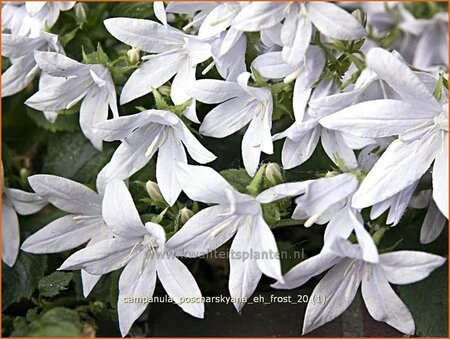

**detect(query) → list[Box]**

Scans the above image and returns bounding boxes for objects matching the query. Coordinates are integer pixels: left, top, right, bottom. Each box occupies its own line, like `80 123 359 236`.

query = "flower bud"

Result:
127 47 140 64
352 9 367 26
75 3 88 23
145 180 163 202
180 207 194 225
265 163 283 186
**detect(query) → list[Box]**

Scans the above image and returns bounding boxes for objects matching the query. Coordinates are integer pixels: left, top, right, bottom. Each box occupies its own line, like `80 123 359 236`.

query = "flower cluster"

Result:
2 1 448 337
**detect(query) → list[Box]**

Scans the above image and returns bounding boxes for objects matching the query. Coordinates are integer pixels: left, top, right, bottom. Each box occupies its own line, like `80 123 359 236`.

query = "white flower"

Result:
94 109 216 205
25 51 119 150
2 186 46 267
320 48 448 218
165 2 218 30
187 72 273 176
1 32 63 97
59 180 204 336
273 237 446 335
21 175 112 297
401 10 448 70
2 2 75 38
103 17 211 105
232 2 365 66
167 163 310 311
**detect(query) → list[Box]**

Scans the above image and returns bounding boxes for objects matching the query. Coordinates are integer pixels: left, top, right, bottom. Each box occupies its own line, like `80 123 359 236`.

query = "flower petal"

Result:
156 257 204 318
229 222 263 312
28 175 102 215
420 200 447 244
379 250 446 285
2 202 19 267
4 188 46 215
361 266 415 335
232 3 286 31
432 141 448 218
118 251 157 336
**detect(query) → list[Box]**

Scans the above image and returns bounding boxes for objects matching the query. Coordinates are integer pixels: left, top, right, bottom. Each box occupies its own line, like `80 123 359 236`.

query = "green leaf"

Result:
398 264 448 337
110 2 155 19
26 109 80 133
59 26 79 46
42 132 114 184
2 253 47 310
220 168 252 194
10 307 84 337
38 272 73 298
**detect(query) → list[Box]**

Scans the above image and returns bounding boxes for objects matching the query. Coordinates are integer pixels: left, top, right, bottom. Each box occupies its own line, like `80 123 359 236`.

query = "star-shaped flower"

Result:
60 180 204 336
25 51 119 150
187 72 273 176
321 48 448 218
94 109 216 205
273 237 446 335
21 175 113 297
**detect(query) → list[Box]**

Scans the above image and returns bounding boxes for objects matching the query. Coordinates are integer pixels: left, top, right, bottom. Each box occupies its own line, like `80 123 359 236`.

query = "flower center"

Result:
434 108 448 132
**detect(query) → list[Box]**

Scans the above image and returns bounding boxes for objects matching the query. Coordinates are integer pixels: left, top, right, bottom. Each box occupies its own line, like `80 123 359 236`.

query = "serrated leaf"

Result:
27 109 80 133
42 132 114 184
38 272 73 298
2 253 47 310
10 307 84 337
220 168 252 194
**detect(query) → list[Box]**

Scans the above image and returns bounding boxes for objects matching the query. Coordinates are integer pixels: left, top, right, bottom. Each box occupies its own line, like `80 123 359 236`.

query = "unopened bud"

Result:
265 163 283 186
180 207 194 225
145 180 163 202
127 47 140 64
75 3 88 23
352 9 367 27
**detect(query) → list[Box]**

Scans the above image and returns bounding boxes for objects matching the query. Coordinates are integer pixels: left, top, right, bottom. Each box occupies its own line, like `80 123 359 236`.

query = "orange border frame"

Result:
0 0 448 338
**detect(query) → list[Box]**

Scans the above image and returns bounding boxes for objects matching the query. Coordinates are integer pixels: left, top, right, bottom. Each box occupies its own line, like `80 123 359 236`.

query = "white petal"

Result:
256 181 311 204
281 13 311 67
251 215 283 281
118 251 157 336
198 3 235 39
352 137 440 209
120 51 185 104
251 52 294 79
166 205 240 257
80 86 109 151
170 61 195 105
174 163 243 205
156 257 204 318
420 200 447 244
174 123 216 164
320 99 433 138
228 223 262 312
232 3 286 31
103 180 146 238
432 142 448 218
302 258 361 334
379 250 446 285
2 202 19 267
156 135 186 206
307 2 366 40
153 2 167 26
199 97 254 138
59 237 136 275
281 127 320 169
21 215 101 254
2 57 39 97
103 18 182 53
272 250 339 290
187 79 243 104
366 48 440 109
34 51 88 77
321 129 358 170
295 173 359 217
4 188 46 215
361 266 415 335
28 175 102 215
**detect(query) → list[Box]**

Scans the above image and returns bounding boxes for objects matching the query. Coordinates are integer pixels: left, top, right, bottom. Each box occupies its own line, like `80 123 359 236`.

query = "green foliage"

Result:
220 168 252 194
10 307 85 337
2 253 47 310
39 272 74 298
